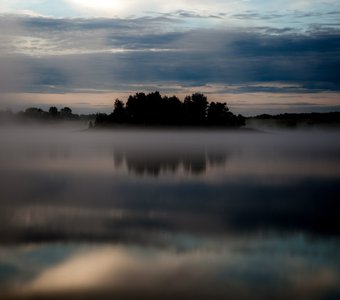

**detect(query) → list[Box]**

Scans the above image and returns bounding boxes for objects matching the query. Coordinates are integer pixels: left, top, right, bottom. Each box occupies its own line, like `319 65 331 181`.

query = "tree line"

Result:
0 106 96 124
95 92 245 127
22 106 79 120
250 112 340 128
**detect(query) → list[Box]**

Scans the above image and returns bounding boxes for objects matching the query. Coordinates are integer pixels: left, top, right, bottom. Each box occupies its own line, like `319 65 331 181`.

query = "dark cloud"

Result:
20 15 178 33
169 10 223 19
146 10 223 19
230 10 340 21
231 12 285 20
1 15 340 93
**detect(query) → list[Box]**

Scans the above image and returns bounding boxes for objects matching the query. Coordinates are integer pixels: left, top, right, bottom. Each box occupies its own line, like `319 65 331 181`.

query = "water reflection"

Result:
1 127 340 299
1 237 340 300
0 174 339 246
113 147 229 176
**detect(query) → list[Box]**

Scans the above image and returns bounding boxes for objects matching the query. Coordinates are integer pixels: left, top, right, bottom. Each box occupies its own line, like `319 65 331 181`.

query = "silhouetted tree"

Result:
125 92 165 125
26 107 43 115
94 113 110 127
163 96 183 125
49 106 58 117
60 107 72 118
146 91 163 124
10 106 84 123
111 99 128 123
183 93 208 125
207 102 230 125
126 92 147 124
23 107 46 120
250 112 340 128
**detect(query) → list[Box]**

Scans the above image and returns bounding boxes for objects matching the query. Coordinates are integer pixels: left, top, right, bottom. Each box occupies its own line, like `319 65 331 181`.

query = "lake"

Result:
0 125 340 299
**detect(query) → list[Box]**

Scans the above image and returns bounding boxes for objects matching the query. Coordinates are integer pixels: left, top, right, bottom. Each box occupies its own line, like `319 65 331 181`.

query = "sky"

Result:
0 0 339 115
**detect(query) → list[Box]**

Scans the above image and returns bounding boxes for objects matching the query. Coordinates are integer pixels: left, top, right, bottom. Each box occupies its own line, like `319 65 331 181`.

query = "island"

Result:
94 92 245 128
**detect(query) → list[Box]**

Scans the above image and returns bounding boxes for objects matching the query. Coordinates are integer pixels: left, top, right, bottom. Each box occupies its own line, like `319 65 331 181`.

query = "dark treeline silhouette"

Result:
249 112 340 128
22 106 79 121
95 92 245 128
3 98 339 129
0 106 96 125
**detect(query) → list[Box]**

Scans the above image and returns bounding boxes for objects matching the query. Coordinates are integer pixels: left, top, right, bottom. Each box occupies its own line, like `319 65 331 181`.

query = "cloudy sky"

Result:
0 0 339 114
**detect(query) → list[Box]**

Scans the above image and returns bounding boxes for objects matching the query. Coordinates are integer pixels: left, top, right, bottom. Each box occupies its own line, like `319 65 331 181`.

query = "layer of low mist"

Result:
0 125 340 243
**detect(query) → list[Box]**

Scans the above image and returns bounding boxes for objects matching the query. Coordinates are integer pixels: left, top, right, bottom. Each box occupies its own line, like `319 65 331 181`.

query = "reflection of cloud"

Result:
3 241 340 300
16 247 217 297
289 269 340 300
25 248 134 292
1 174 340 245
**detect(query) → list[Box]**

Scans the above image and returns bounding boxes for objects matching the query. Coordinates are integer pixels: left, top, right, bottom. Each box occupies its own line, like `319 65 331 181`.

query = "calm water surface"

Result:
0 126 340 299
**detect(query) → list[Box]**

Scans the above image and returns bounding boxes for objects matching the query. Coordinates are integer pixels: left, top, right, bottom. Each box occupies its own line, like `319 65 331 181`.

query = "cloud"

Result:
0 14 339 110
0 17 36 93
1 0 339 29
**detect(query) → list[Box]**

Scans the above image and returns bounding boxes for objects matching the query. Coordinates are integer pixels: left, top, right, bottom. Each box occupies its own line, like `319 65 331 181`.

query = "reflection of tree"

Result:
207 151 228 166
113 148 229 176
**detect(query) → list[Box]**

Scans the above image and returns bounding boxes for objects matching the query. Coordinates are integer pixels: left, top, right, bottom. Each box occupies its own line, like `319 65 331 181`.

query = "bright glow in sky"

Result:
0 0 338 19
67 0 130 16
70 0 123 9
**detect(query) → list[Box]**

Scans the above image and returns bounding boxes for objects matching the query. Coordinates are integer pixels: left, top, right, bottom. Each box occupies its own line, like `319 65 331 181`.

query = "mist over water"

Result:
0 125 340 299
